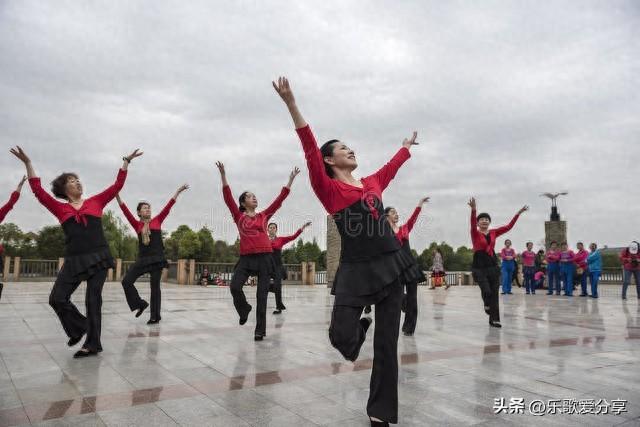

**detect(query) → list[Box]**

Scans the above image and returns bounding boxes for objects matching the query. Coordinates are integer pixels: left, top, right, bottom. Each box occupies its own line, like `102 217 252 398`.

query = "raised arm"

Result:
0 177 24 223
262 174 292 219
280 221 311 246
468 197 479 237
401 198 428 236
370 132 416 191
494 205 528 237
11 146 64 217
117 196 140 229
273 76 307 129
93 150 142 207
155 184 188 224
217 162 241 221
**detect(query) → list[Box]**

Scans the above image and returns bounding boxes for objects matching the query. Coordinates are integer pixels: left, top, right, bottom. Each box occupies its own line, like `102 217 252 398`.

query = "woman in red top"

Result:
385 197 429 337
217 161 298 341
11 146 142 358
468 197 527 328
267 221 311 314
0 176 27 300
621 241 640 300
274 76 418 426
116 184 189 324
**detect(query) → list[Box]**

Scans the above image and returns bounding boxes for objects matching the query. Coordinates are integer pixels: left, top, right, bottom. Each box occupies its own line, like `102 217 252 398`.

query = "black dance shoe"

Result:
403 331 414 337
489 320 502 328
272 309 282 315
67 332 86 347
136 300 149 318
370 419 389 426
147 319 160 325
239 304 252 325
277 304 286 311
254 333 264 341
364 305 372 314
360 317 373 334
73 349 98 359
0 282 3 300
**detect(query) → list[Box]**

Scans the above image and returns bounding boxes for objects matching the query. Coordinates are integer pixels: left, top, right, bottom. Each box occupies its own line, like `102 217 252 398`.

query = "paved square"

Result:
0 282 639 426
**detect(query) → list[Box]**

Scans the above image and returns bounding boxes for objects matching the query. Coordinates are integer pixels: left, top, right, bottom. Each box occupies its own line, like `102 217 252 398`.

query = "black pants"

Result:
49 267 108 351
472 266 500 322
230 264 270 335
122 265 162 320
329 281 402 423
401 280 418 334
269 274 285 309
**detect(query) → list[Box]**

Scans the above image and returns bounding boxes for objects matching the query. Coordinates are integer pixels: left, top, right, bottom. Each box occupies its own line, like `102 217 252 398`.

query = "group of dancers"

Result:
0 76 543 426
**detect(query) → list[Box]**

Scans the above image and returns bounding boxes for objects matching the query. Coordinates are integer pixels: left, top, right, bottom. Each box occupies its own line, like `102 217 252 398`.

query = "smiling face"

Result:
323 140 358 175
477 217 491 231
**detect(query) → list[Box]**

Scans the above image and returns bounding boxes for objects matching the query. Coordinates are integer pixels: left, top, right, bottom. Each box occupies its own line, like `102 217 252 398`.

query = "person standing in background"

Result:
521 242 536 295
546 241 561 295
574 242 589 297
500 240 516 295
587 243 602 298
559 242 575 296
621 241 640 300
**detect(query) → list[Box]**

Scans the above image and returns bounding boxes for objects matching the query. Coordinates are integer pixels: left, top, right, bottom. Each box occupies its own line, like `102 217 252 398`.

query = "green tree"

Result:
196 227 215 261
36 225 66 259
165 225 201 259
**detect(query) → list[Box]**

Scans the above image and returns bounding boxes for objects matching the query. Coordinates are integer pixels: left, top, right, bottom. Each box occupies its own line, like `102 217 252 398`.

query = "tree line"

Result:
0 213 622 270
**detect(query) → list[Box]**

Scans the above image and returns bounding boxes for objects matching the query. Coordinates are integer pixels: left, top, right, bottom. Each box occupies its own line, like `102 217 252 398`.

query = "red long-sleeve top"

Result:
469 208 520 256
270 227 304 251
29 169 127 225
500 247 516 261
559 250 575 263
119 198 175 233
295 125 411 216
573 249 588 269
545 249 560 263
620 249 640 271
223 185 290 255
394 206 421 245
0 191 20 223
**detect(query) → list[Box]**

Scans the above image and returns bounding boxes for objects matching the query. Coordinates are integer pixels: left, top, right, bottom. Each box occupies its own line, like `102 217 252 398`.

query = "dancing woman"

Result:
274 76 418 426
468 197 527 328
385 198 429 336
116 184 189 324
267 220 311 314
217 161 298 341
11 146 142 358
0 176 27 300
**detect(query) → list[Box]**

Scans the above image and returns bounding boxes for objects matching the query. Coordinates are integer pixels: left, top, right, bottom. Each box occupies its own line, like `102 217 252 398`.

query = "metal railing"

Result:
17 259 59 281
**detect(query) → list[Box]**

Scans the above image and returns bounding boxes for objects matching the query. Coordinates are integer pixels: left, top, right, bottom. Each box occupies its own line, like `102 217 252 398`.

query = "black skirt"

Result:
332 248 415 306
235 253 277 276
63 247 115 281
132 255 169 275
401 263 426 284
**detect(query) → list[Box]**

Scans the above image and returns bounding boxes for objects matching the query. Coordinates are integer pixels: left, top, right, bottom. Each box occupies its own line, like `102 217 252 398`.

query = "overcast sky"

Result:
0 1 638 252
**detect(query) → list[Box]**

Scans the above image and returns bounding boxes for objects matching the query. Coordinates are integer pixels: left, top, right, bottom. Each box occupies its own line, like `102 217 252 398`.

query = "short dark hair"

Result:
476 212 491 222
136 202 151 213
526 241 533 246
550 240 558 245
50 173 78 200
238 191 250 212
268 222 277 229
320 140 340 178
384 206 394 215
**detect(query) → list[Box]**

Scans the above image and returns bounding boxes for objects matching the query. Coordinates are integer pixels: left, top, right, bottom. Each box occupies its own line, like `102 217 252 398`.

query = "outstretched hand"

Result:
215 161 226 176
518 205 529 215
125 149 143 162
402 131 419 150
10 146 30 164
177 183 190 193
289 166 300 182
468 197 476 210
303 221 312 228
418 197 430 206
272 76 295 105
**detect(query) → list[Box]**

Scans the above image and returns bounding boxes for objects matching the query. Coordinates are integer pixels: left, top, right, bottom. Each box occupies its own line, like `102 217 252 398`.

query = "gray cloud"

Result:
0 0 638 253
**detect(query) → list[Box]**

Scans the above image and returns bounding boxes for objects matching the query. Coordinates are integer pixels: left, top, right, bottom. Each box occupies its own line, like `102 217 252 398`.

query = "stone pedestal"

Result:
545 220 567 249
326 215 341 289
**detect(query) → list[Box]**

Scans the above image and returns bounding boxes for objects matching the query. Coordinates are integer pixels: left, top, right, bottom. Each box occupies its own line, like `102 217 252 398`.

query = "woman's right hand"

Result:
468 197 476 210
215 161 226 176
272 76 295 105
9 146 31 164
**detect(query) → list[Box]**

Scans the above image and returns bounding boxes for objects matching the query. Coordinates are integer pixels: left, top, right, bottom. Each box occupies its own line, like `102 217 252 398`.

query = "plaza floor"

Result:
0 282 639 426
